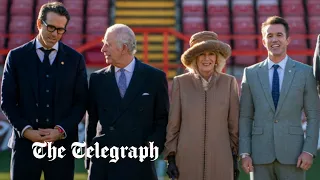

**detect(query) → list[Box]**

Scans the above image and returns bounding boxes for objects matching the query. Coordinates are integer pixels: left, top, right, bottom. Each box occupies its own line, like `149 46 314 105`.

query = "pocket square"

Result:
142 93 150 96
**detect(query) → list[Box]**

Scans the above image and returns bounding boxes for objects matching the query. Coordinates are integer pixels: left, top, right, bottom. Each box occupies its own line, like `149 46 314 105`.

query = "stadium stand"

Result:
115 0 178 78
0 0 318 80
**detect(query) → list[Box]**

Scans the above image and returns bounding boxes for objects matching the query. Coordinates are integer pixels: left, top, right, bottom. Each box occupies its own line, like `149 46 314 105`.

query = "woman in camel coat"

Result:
164 31 239 180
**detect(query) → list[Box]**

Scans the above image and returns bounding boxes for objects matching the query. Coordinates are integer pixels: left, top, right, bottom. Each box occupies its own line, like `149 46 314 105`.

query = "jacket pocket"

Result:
289 126 304 135
252 127 263 135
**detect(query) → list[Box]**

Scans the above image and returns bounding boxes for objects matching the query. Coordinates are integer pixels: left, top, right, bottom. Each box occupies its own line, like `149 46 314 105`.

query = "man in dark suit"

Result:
1 2 88 180
85 24 169 180
313 34 320 93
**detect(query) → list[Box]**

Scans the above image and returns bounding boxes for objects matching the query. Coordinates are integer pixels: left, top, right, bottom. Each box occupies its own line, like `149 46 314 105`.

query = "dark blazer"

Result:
1 39 88 149
85 59 169 180
313 34 320 92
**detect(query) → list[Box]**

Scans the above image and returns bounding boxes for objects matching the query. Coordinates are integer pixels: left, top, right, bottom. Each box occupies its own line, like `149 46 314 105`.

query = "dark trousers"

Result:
10 138 74 180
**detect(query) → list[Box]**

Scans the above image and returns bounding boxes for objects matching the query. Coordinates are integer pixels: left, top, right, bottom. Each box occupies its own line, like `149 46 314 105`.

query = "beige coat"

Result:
164 72 239 180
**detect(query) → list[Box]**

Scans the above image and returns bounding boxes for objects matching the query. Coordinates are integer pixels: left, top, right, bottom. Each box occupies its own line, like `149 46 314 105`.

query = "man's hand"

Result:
297 152 313 171
23 129 49 142
39 128 62 142
241 156 254 174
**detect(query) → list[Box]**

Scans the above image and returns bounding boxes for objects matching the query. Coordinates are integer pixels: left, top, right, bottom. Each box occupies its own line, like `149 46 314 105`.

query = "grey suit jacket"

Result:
239 57 320 165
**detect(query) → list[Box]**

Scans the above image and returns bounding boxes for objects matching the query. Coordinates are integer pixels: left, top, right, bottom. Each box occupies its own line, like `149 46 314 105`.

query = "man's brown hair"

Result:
261 16 290 38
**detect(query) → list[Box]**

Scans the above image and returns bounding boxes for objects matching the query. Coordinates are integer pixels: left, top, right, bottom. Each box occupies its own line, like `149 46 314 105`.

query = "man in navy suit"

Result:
1 2 88 180
85 24 169 180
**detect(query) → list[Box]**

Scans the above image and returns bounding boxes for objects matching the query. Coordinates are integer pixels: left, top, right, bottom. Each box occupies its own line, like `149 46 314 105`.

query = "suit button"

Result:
274 120 278 123
46 119 49 122
109 126 115 131
47 104 50 108
36 103 38 107
139 107 144 112
36 119 38 123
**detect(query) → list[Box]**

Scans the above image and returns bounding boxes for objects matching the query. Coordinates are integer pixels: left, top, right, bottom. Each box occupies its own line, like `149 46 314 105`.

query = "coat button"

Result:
36 119 38 123
139 107 144 112
46 119 49 122
47 104 50 108
274 120 278 123
109 126 115 131
36 103 38 107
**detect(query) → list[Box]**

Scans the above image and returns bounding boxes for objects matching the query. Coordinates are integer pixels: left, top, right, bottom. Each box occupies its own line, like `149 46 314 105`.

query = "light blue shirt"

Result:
267 55 288 92
35 38 59 65
115 58 136 88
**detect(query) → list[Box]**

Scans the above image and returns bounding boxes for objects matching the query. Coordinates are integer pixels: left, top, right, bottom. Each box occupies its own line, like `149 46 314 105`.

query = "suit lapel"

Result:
257 60 276 113
113 60 147 123
275 58 296 116
26 39 40 103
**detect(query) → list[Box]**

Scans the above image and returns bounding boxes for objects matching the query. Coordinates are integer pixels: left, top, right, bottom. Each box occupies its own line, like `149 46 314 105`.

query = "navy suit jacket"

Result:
85 59 169 180
1 39 88 149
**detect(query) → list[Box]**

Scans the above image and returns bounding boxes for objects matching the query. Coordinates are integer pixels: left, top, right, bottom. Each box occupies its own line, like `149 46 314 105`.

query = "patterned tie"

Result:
39 47 54 67
272 64 280 109
118 68 127 98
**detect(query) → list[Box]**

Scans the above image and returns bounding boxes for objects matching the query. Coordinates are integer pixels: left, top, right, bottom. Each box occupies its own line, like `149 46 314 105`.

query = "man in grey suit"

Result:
239 16 320 180
313 34 320 92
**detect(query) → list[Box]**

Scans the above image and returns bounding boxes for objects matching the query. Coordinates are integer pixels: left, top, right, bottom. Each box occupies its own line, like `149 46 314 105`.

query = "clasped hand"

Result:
24 128 62 143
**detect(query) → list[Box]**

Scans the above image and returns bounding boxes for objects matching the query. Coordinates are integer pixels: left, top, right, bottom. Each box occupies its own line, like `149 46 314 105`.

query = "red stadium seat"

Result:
0 0 8 15
207 0 229 16
66 16 83 33
62 34 83 48
183 17 204 34
284 16 306 34
233 16 255 34
288 39 307 49
310 38 318 50
87 0 109 16
9 16 32 33
182 0 204 17
63 1 83 16
233 38 257 65
8 36 31 49
234 39 256 50
234 56 257 66
86 16 108 35
0 35 4 49
289 55 308 64
282 1 304 16
256 0 279 16
232 0 254 16
307 0 320 16
308 16 320 34
11 0 33 15
208 16 230 34
36 0 63 13
85 50 105 64
0 16 6 33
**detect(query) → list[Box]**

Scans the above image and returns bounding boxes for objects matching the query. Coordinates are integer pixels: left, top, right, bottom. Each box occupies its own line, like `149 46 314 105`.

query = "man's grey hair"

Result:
106 24 137 55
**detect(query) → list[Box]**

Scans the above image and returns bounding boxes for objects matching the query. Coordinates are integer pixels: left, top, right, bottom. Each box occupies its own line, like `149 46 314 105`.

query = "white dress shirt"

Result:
114 58 136 88
35 38 59 65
